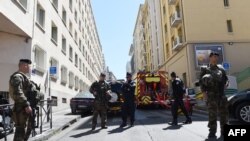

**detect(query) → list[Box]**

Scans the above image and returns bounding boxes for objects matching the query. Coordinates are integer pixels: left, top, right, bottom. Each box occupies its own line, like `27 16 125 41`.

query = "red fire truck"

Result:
135 71 170 108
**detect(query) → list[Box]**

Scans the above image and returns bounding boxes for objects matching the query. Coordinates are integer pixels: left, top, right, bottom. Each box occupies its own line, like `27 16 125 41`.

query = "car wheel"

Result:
71 108 76 114
236 102 250 124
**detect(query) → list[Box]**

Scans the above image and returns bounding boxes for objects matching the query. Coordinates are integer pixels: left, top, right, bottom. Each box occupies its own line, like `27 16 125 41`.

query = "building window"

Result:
79 80 83 91
164 24 167 33
75 53 78 67
69 21 73 35
79 39 82 51
86 68 88 78
227 20 233 32
51 22 58 45
16 0 28 11
83 63 85 75
163 5 166 15
224 0 229 7
34 45 46 73
52 0 58 11
62 36 66 55
82 45 85 56
62 98 67 103
36 3 45 30
69 0 73 12
51 96 58 106
74 10 77 22
61 66 68 84
50 57 59 80
182 73 187 87
62 7 67 25
69 46 73 61
79 1 81 11
79 20 81 31
69 72 74 88
79 59 82 72
74 31 78 44
75 76 79 90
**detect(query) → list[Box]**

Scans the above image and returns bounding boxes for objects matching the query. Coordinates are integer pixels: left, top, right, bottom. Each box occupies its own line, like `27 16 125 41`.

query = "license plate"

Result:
78 105 87 108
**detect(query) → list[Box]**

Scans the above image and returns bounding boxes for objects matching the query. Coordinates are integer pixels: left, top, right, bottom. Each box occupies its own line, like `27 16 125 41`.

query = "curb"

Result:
193 106 208 115
30 115 81 141
193 108 208 115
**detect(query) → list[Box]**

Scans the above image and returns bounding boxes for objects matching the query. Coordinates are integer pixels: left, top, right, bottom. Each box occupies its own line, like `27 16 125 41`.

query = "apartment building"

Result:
132 0 165 73
132 5 145 73
160 0 250 87
0 0 104 111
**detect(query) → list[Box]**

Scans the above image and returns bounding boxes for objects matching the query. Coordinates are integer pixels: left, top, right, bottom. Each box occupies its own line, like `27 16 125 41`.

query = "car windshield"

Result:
75 92 94 98
187 89 195 95
239 88 250 93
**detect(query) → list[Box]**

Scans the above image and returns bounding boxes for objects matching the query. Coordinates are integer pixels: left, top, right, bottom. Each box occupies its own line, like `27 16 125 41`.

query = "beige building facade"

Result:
159 0 250 88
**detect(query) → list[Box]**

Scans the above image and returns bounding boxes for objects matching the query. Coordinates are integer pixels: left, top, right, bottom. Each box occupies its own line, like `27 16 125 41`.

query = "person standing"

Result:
89 73 111 130
169 72 192 126
120 72 136 128
9 59 33 141
200 51 229 139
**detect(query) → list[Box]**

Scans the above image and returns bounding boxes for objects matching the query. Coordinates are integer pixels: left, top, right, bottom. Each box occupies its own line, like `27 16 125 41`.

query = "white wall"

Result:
0 0 35 36
0 32 32 91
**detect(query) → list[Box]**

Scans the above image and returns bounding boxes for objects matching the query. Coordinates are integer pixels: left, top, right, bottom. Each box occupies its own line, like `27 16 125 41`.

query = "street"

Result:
49 109 225 141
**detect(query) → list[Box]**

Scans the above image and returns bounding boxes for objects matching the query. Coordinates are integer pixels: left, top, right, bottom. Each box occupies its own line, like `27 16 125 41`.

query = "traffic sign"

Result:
223 62 230 70
50 66 57 75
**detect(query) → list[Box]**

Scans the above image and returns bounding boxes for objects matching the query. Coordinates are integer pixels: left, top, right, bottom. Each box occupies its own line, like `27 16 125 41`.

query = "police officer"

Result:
9 59 33 141
89 73 111 130
120 72 136 128
169 72 192 126
200 51 229 139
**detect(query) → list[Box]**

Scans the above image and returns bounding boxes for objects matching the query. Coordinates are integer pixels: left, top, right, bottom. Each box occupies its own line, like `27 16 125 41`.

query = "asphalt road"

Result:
48 109 232 141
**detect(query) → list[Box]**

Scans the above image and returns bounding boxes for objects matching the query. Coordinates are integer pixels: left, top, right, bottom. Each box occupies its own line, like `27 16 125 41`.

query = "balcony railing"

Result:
172 36 183 50
170 11 182 27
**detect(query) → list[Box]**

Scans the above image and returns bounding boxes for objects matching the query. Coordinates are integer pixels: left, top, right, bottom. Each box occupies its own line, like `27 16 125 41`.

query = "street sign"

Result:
223 62 230 70
50 66 57 75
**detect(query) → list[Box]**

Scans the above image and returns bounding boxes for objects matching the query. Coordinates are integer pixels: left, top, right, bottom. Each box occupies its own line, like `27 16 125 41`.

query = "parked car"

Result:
185 88 197 105
70 91 95 114
228 89 250 124
108 80 124 114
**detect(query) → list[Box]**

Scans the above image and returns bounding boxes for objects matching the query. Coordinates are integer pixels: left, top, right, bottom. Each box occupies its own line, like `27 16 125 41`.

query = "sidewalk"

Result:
6 109 81 141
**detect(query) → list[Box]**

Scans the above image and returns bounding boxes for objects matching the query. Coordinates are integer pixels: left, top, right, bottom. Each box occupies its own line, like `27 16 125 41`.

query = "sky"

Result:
91 0 144 79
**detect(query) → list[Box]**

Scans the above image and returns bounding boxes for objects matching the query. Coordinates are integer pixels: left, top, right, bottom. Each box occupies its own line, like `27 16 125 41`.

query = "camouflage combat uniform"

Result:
89 81 111 129
200 64 229 136
9 72 32 141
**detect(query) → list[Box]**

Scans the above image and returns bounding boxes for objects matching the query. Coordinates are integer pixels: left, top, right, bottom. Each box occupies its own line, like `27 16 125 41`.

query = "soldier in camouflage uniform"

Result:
200 51 229 139
9 59 33 141
89 73 111 130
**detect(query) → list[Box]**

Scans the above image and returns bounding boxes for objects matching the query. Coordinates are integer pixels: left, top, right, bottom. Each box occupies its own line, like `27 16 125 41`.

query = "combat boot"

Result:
120 123 127 128
208 132 216 139
101 126 108 129
91 125 96 131
183 117 192 124
168 120 178 126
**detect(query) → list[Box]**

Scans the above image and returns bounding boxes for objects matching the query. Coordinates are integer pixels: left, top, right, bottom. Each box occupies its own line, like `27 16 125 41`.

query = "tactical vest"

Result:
202 65 226 93
9 72 31 101
92 81 110 103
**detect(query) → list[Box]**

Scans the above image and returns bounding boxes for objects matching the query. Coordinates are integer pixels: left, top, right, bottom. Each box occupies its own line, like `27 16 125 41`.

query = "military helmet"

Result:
201 74 213 88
